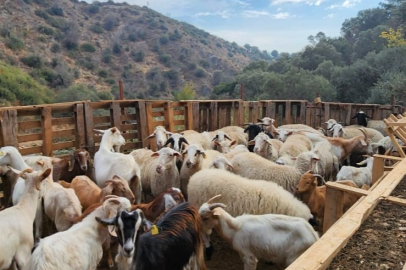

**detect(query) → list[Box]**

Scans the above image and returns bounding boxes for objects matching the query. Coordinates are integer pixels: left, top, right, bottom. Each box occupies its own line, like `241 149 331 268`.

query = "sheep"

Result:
94 127 142 204
367 120 387 136
26 196 132 270
163 133 189 152
223 145 249 160
243 123 273 152
184 131 212 150
211 130 247 150
145 126 172 149
230 152 302 193
296 172 369 227
276 134 312 166
0 167 51 270
130 202 206 270
278 124 317 130
208 156 234 172
188 169 312 220
213 139 237 154
59 175 135 210
371 136 403 154
199 195 319 269
179 144 207 199
336 156 374 187
293 141 339 181
248 132 282 161
332 125 384 144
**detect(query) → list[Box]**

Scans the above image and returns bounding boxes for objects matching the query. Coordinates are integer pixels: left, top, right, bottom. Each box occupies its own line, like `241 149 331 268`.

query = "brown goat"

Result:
296 172 369 230
53 149 95 182
60 175 135 210
131 187 185 222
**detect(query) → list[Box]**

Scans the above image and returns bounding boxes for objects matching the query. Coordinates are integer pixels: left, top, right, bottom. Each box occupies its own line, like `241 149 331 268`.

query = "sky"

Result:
90 0 383 53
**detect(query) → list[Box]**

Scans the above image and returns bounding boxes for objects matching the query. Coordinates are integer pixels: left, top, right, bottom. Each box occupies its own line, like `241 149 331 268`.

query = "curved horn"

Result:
359 128 368 139
313 174 326 186
224 134 232 141
207 194 222 204
208 203 227 211
211 135 219 142
180 137 189 145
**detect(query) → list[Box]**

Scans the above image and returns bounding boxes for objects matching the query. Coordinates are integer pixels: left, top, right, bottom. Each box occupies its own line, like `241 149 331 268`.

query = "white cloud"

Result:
326 13 334 19
327 0 361 9
271 0 324 5
195 10 231 19
242 10 294 19
233 0 251 6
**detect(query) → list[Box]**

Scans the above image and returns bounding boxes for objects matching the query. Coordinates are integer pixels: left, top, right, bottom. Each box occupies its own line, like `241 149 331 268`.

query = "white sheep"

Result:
130 147 181 199
248 132 282 161
188 169 312 220
94 127 142 204
276 134 312 166
145 125 172 149
179 144 209 198
223 145 250 160
26 196 132 270
231 152 302 193
199 196 319 269
208 156 234 171
339 126 384 143
184 131 212 150
336 156 373 187
0 167 51 270
371 136 404 154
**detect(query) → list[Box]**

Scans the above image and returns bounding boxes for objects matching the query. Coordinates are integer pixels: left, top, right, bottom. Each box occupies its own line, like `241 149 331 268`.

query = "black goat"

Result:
243 124 273 152
163 134 189 171
134 202 206 270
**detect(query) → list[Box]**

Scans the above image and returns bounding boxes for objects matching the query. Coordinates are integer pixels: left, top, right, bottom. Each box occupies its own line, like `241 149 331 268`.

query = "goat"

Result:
199 195 319 269
52 149 95 182
59 175 135 210
0 168 51 270
94 127 142 204
26 197 132 270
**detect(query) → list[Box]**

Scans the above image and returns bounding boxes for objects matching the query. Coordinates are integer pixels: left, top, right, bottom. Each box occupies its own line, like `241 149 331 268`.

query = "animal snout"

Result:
124 246 133 256
157 140 163 146
254 147 259 153
81 165 87 171
156 165 163 174
186 161 193 168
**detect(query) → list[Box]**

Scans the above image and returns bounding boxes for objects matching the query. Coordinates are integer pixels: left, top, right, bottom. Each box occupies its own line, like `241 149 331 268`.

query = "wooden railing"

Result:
0 99 404 156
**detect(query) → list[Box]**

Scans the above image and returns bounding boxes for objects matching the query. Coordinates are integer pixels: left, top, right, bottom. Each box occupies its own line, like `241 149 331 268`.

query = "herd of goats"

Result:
0 114 403 270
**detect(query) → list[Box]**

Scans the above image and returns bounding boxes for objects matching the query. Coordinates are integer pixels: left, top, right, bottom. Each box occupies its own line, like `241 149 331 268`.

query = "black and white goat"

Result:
163 133 189 171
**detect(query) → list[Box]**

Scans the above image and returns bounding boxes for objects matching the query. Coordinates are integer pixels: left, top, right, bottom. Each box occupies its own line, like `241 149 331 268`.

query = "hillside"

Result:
0 0 271 105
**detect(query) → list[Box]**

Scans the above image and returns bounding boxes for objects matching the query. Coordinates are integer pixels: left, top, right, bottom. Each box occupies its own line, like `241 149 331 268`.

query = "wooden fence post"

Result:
300 101 307 124
74 103 86 149
41 107 53 156
83 102 95 157
324 102 330 123
136 101 148 148
163 102 174 132
285 101 292 124
192 102 200 131
110 102 121 128
0 109 18 148
210 102 218 131
145 102 155 150
323 187 344 233
185 102 194 130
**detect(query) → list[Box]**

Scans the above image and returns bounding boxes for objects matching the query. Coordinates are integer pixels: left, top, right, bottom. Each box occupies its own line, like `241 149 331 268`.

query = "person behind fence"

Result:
352 110 370 127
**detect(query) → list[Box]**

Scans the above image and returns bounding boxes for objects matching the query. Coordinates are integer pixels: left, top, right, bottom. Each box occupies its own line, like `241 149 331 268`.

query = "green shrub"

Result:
103 14 118 31
37 36 47 42
35 9 49 19
98 91 114 100
228 52 234 57
89 23 104 34
80 43 96 52
98 69 108 78
113 43 121 54
159 35 169 45
169 29 182 41
37 25 54 35
188 62 197 70
105 78 116 85
47 6 64 16
87 4 100 14
164 69 179 81
79 57 95 70
173 81 196 101
20 55 43 69
158 53 171 64
5 36 24 50
102 48 112 63
51 43 61 53
0 60 53 105
128 33 136 42
194 68 206 78
56 84 99 102
131 50 145 62
199 59 210 69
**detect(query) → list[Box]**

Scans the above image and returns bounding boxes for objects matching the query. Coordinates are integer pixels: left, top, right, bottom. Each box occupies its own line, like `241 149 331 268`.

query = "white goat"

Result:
94 128 126 152
94 127 142 204
0 168 51 270
26 197 132 270
336 156 373 187
145 126 172 149
199 196 319 269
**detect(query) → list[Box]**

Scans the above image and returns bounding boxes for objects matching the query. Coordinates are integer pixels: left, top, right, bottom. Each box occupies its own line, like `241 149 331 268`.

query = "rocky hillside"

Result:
0 0 271 105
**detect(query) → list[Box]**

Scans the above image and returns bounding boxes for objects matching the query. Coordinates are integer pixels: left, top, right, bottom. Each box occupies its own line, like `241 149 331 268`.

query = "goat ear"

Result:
230 140 237 146
111 127 117 133
291 157 298 160
95 216 116 226
201 151 207 159
100 183 115 202
173 151 181 158
273 131 279 136
145 133 156 140
41 168 52 180
214 141 221 146
224 134 232 141
257 119 263 123
151 152 160 157
360 140 367 146
287 131 293 136
248 140 255 146
93 129 106 134
68 154 75 172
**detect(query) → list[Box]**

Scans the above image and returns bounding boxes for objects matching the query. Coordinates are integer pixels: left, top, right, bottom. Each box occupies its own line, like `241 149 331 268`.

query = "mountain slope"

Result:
0 0 270 105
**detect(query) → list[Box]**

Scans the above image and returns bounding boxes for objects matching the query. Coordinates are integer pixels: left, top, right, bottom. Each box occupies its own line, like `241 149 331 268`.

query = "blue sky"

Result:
92 0 382 53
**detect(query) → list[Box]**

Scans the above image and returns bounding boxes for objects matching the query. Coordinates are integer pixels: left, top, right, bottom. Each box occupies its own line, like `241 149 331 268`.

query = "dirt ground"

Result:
98 177 406 270
328 177 406 270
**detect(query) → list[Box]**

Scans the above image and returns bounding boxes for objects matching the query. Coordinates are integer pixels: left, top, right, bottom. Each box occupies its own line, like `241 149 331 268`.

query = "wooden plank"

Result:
185 102 194 130
1 110 19 147
19 146 43 155
75 103 86 149
164 102 175 132
52 141 75 151
93 116 111 124
122 132 137 140
306 105 312 127
110 102 121 128
299 101 306 124
52 129 75 138
120 124 138 132
286 157 406 270
385 196 406 207
346 104 352 125
324 102 330 123
225 107 231 126
120 142 142 152
84 102 95 157
18 120 41 130
145 102 155 150
372 154 385 184
218 108 226 128
251 102 259 123
136 101 148 148
51 117 75 126
173 120 185 126
173 110 185 116
120 114 137 121
192 103 200 131
325 182 369 197
210 102 218 131
323 187 344 232
17 133 42 143
41 107 53 156
285 101 292 124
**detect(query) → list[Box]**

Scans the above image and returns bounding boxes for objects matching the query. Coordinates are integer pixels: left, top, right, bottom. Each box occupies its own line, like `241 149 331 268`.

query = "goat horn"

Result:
224 134 232 141
18 167 34 177
207 194 222 204
358 128 368 139
209 203 227 211
312 174 326 185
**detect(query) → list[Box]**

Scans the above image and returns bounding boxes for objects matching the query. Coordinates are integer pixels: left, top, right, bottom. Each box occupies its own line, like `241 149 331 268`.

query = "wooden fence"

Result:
0 99 404 156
